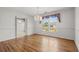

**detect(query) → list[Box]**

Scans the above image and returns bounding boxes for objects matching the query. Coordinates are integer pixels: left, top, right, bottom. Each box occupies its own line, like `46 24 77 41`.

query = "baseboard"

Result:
0 34 34 42
0 33 74 43
0 36 16 42
34 33 74 40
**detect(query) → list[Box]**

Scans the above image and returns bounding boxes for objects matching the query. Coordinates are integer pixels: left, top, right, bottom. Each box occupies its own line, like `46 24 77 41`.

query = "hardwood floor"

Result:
0 34 78 52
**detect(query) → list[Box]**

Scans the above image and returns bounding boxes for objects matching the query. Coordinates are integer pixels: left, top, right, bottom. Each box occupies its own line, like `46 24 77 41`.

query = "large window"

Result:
41 13 60 32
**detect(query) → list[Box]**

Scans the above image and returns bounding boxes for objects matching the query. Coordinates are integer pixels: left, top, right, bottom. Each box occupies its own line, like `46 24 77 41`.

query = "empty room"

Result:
0 7 79 52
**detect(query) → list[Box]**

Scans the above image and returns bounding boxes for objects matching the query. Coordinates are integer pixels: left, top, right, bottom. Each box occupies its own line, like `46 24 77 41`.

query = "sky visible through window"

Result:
49 16 58 23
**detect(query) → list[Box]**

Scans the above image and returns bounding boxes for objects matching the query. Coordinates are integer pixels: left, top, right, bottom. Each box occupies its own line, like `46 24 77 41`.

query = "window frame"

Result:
41 13 60 32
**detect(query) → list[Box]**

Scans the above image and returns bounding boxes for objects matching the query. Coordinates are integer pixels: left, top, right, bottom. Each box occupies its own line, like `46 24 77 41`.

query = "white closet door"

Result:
16 19 25 37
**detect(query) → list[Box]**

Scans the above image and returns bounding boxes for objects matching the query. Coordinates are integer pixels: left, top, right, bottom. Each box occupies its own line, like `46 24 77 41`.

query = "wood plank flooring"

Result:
0 34 78 52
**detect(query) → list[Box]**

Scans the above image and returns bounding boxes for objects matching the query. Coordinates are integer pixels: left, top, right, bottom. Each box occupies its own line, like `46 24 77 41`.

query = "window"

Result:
41 13 60 32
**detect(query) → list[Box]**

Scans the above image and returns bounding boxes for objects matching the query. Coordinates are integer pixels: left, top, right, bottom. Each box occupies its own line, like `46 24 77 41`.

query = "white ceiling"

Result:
5 7 66 16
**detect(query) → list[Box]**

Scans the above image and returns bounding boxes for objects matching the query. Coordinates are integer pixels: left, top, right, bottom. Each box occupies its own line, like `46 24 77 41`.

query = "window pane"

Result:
42 18 49 31
49 16 58 32
50 25 56 32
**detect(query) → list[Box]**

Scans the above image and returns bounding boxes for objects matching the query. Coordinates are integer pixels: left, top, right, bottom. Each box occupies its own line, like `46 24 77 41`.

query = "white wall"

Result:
34 8 75 40
75 7 79 51
0 8 34 41
26 17 34 35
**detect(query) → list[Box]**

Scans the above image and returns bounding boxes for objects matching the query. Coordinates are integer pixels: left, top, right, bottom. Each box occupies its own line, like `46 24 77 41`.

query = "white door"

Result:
16 19 25 37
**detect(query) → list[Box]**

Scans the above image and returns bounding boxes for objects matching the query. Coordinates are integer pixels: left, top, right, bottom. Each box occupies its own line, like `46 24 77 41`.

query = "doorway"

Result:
15 16 26 38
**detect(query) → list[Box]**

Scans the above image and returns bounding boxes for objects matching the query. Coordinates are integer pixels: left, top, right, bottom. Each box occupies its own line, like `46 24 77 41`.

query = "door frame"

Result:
15 16 26 38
